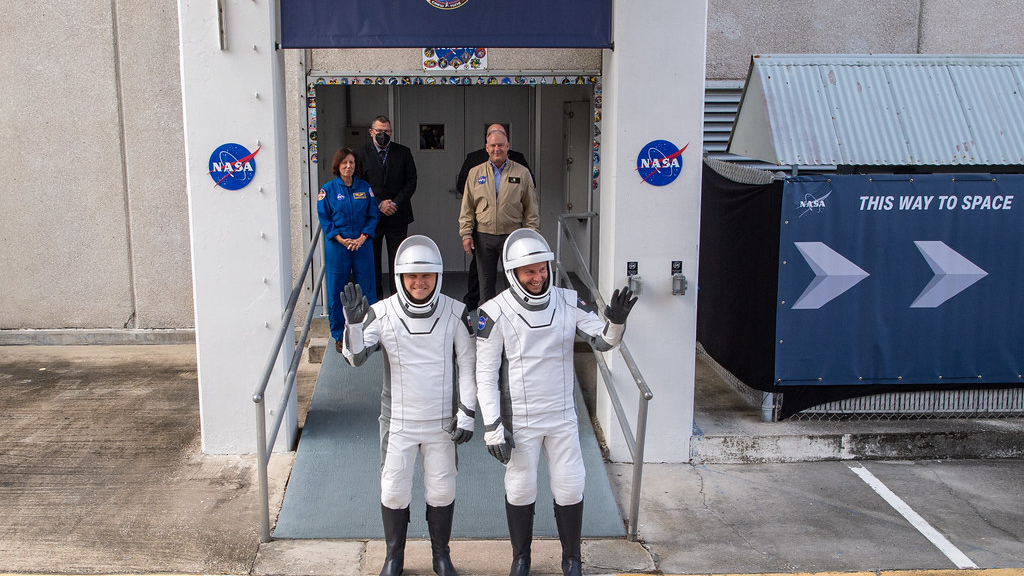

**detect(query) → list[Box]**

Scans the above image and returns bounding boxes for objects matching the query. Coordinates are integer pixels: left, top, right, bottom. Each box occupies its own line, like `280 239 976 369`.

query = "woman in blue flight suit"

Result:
318 147 380 351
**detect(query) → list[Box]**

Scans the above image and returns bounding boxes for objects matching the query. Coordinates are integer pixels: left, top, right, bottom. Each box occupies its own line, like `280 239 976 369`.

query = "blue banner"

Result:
775 174 1024 386
280 0 612 49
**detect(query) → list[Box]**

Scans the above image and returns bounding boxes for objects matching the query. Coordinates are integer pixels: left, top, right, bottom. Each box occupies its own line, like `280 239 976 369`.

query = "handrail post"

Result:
627 395 651 541
255 396 271 543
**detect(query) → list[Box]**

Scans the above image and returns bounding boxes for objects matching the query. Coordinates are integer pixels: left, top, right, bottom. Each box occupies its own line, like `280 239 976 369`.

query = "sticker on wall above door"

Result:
209 143 260 190
423 47 486 70
636 140 688 187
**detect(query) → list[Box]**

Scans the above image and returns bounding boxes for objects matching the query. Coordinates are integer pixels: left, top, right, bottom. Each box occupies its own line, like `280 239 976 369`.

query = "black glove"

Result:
450 427 473 445
444 415 474 445
485 424 516 465
341 282 369 324
604 285 638 325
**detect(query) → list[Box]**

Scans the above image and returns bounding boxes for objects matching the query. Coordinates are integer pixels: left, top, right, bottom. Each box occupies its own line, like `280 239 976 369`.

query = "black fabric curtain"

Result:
697 161 782 393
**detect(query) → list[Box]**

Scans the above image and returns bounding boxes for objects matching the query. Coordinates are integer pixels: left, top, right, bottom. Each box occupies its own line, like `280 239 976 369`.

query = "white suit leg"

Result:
543 416 586 506
380 428 417 509
421 427 457 507
504 426 543 506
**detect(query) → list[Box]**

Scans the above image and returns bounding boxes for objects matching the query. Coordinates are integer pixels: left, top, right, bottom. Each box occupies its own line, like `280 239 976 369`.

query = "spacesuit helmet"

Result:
394 235 443 317
502 228 553 309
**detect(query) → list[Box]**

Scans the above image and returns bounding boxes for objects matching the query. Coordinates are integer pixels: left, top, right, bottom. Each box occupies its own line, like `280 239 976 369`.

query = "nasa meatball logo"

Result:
426 0 469 9
636 140 689 187
209 143 260 190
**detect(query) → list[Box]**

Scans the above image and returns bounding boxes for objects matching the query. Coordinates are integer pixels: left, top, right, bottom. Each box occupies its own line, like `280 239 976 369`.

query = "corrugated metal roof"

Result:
727 54 1024 167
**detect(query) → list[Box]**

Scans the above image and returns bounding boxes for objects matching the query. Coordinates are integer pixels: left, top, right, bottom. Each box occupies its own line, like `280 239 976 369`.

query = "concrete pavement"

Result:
1 343 1022 575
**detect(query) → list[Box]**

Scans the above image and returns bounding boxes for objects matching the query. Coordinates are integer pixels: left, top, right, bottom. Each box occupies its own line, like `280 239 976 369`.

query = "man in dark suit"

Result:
356 115 418 300
455 124 532 311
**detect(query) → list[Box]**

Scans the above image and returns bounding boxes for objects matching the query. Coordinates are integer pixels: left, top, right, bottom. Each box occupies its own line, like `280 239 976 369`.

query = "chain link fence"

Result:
697 342 1024 422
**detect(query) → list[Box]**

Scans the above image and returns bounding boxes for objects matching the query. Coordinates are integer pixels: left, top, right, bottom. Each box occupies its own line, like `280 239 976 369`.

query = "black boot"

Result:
505 498 535 576
426 502 458 576
380 504 410 576
553 499 584 576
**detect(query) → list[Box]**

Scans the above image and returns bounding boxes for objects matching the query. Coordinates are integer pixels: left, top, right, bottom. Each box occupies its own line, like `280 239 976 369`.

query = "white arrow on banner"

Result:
911 241 988 308
792 242 870 309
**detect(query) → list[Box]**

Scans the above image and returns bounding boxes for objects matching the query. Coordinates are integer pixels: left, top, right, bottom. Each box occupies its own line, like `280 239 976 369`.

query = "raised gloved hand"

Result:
484 423 516 464
604 285 638 325
341 282 369 324
445 409 475 445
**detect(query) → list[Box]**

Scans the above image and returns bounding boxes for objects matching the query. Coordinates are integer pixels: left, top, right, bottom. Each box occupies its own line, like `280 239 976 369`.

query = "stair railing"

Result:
252 224 325 543
554 212 654 542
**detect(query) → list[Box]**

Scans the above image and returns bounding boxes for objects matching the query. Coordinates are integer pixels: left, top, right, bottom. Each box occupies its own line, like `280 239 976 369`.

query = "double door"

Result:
397 86 532 270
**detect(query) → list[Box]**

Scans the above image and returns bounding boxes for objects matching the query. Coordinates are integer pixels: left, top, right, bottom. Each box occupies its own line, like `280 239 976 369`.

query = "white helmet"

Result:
502 228 553 309
394 235 443 317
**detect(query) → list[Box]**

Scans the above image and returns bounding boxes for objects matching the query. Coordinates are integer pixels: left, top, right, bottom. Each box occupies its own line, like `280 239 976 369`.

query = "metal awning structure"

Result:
728 54 1024 167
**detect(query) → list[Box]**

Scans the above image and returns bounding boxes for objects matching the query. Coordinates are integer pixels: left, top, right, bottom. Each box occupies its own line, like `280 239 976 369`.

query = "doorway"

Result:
308 79 596 278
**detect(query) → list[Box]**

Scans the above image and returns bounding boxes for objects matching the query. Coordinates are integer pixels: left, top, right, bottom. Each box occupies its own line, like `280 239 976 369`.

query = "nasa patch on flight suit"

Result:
317 189 326 201
476 310 495 338
508 177 521 184
477 175 487 185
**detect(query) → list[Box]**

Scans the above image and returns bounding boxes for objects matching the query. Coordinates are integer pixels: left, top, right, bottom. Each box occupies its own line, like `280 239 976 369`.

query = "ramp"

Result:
273 343 626 539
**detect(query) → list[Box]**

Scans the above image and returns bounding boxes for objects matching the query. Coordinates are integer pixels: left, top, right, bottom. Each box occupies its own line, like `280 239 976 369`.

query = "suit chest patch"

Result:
352 192 367 200
508 177 521 184
477 175 487 185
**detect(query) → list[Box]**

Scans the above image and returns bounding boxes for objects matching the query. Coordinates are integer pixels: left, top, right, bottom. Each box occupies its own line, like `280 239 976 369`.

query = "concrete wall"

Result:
312 48 602 73
706 0 921 79
0 2 133 329
116 0 193 328
919 0 1024 54
0 0 192 331
706 0 1024 80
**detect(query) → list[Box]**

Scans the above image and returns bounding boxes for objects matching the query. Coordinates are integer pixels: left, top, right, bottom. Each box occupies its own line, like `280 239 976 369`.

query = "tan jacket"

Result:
459 159 539 238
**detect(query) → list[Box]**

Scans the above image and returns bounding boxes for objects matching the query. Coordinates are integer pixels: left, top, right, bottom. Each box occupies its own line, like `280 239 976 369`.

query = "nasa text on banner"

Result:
774 174 1023 386
279 0 611 49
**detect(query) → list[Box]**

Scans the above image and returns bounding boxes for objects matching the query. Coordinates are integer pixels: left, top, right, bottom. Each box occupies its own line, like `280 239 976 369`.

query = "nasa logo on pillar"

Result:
208 142 261 190
636 140 689 186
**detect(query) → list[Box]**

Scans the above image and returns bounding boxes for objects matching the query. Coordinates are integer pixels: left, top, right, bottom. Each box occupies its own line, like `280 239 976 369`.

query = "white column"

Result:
598 0 708 463
178 0 296 453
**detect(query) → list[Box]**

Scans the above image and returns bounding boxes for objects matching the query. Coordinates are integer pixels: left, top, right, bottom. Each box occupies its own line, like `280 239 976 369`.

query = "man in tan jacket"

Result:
459 128 540 308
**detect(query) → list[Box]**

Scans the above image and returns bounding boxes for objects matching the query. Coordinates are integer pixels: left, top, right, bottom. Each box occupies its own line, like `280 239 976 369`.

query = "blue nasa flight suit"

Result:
317 176 380 341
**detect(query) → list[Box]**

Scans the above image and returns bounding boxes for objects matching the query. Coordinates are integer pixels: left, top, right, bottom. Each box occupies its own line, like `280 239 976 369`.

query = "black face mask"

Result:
374 131 391 148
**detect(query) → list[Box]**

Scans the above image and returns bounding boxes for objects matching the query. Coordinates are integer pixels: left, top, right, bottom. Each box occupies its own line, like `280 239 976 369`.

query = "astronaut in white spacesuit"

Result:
341 235 476 576
475 228 637 576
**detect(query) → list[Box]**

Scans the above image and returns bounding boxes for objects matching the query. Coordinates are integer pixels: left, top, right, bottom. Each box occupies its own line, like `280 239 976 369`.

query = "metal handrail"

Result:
554 212 654 542
253 224 325 543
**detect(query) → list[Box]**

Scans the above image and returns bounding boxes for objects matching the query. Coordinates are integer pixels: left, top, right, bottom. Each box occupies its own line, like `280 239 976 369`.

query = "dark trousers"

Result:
463 253 480 310
374 224 408 300
474 231 509 307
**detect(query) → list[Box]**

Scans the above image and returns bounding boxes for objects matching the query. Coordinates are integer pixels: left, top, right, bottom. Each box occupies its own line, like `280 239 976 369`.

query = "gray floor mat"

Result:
273 343 625 539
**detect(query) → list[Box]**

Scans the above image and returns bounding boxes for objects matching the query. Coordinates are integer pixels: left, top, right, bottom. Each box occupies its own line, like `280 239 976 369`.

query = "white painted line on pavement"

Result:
849 465 978 569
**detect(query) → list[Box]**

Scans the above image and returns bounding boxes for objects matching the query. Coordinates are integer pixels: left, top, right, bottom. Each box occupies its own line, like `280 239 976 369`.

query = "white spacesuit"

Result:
341 235 475 576
475 228 636 576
